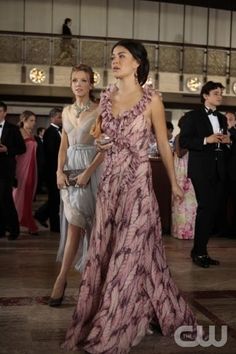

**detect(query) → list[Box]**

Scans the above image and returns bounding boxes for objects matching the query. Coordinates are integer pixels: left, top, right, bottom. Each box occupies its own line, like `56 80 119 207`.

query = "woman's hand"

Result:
75 170 90 188
172 183 184 202
57 171 68 189
95 134 113 152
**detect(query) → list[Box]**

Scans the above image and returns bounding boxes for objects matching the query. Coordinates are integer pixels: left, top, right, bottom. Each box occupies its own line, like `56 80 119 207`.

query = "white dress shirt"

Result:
0 120 5 141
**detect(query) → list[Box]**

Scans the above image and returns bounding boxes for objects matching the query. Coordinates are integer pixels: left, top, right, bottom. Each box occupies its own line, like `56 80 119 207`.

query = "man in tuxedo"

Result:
179 81 230 268
35 107 62 232
0 101 26 240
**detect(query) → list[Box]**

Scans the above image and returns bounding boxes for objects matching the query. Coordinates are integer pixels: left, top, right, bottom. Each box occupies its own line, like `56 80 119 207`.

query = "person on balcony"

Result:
56 18 74 65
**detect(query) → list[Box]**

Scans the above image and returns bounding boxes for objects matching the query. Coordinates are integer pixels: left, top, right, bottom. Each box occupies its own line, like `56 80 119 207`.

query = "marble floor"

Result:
0 202 236 354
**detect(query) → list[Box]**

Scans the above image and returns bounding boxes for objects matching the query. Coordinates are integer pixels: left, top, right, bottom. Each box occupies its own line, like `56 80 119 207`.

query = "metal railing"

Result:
0 31 235 78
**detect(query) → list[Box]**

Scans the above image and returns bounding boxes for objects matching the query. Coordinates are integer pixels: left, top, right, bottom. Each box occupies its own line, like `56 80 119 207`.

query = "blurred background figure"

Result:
35 127 46 195
34 108 62 232
171 116 197 239
0 101 26 240
62 17 72 36
13 110 38 235
166 121 174 151
56 18 74 65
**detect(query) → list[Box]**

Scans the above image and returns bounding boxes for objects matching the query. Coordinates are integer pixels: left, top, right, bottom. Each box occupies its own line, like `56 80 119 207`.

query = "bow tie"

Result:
206 109 218 116
0 124 2 128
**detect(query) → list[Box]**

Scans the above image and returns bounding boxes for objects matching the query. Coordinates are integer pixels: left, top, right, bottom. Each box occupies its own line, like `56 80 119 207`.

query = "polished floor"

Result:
0 200 236 354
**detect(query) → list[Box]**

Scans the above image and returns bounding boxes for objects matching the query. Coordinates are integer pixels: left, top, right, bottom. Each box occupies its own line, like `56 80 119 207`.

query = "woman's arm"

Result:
76 152 104 187
56 129 69 188
150 93 183 200
174 134 188 158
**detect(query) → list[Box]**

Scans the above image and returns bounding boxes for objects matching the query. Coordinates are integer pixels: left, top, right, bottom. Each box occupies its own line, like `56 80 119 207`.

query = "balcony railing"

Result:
1 31 236 77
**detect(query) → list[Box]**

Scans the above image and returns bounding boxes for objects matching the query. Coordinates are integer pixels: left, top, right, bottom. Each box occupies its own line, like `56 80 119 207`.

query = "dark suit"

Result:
227 127 236 236
43 124 61 232
35 136 45 193
0 121 26 237
179 107 228 255
228 127 236 181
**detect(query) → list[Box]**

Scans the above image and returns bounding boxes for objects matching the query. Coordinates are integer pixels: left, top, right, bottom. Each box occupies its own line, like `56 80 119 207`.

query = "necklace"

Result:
74 100 91 118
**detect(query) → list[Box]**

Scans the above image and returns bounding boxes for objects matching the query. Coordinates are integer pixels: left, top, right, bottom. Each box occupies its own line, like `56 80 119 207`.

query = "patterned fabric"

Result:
62 85 197 353
171 152 197 239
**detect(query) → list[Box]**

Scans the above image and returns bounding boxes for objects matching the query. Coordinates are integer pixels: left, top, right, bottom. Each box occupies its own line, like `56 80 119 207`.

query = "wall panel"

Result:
0 0 24 31
231 11 236 48
107 0 133 38
185 6 208 45
80 0 107 36
160 3 184 43
25 0 52 33
134 0 159 41
208 9 231 47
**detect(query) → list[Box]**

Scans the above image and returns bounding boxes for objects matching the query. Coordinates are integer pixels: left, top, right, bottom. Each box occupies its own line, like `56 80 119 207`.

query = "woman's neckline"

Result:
22 127 33 138
110 84 146 119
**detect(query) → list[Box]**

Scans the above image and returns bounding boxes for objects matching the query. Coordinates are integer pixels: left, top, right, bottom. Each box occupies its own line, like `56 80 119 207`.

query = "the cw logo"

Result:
174 325 228 347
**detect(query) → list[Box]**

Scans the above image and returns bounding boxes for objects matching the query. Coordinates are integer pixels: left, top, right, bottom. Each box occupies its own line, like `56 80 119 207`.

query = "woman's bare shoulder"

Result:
150 89 163 103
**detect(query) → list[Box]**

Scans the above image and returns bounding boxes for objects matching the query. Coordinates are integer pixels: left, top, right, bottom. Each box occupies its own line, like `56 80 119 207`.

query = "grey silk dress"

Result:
57 104 101 270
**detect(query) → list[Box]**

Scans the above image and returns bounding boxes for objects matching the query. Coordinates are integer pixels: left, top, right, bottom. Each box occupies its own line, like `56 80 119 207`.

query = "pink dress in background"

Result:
62 85 197 353
13 137 38 233
171 152 197 239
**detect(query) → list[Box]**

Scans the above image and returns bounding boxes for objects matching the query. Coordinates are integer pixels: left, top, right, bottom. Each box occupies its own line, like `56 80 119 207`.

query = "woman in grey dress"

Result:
48 64 103 307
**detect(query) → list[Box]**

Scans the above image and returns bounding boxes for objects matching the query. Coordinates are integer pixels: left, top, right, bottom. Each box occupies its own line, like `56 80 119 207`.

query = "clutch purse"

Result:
63 169 85 186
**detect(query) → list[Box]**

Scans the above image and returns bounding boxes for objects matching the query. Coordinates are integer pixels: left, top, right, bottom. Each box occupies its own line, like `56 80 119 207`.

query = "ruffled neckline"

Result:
101 84 153 123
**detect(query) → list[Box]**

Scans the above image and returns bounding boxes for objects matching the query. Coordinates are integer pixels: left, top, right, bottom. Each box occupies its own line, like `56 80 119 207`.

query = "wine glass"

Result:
215 128 223 151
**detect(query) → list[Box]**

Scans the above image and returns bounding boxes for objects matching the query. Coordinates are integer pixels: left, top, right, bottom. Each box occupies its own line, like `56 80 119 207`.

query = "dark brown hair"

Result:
112 39 149 86
200 81 225 103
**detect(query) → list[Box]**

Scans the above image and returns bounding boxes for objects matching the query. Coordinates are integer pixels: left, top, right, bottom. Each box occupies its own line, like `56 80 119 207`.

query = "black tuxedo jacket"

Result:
43 125 61 182
228 127 236 181
179 106 228 180
35 136 45 167
0 121 26 182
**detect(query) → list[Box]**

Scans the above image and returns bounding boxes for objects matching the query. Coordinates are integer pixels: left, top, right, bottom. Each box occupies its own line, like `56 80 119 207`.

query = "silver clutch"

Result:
63 169 85 186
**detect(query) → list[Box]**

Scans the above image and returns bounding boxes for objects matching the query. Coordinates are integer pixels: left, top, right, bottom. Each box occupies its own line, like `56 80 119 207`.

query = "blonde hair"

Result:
18 110 35 128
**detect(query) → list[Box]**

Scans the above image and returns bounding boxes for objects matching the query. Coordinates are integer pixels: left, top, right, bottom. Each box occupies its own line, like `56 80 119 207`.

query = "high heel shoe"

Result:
48 282 67 307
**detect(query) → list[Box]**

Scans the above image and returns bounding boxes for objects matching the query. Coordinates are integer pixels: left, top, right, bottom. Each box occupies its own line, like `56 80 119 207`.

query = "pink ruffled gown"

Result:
62 85 197 353
13 137 38 233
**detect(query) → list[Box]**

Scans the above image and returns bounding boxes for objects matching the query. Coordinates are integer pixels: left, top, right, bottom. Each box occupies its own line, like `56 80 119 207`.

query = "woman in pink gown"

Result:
13 111 38 234
171 116 197 239
62 40 198 353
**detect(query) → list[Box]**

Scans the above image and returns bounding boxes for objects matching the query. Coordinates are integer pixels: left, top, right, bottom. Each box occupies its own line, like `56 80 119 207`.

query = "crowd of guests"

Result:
0 103 63 238
0 38 236 353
